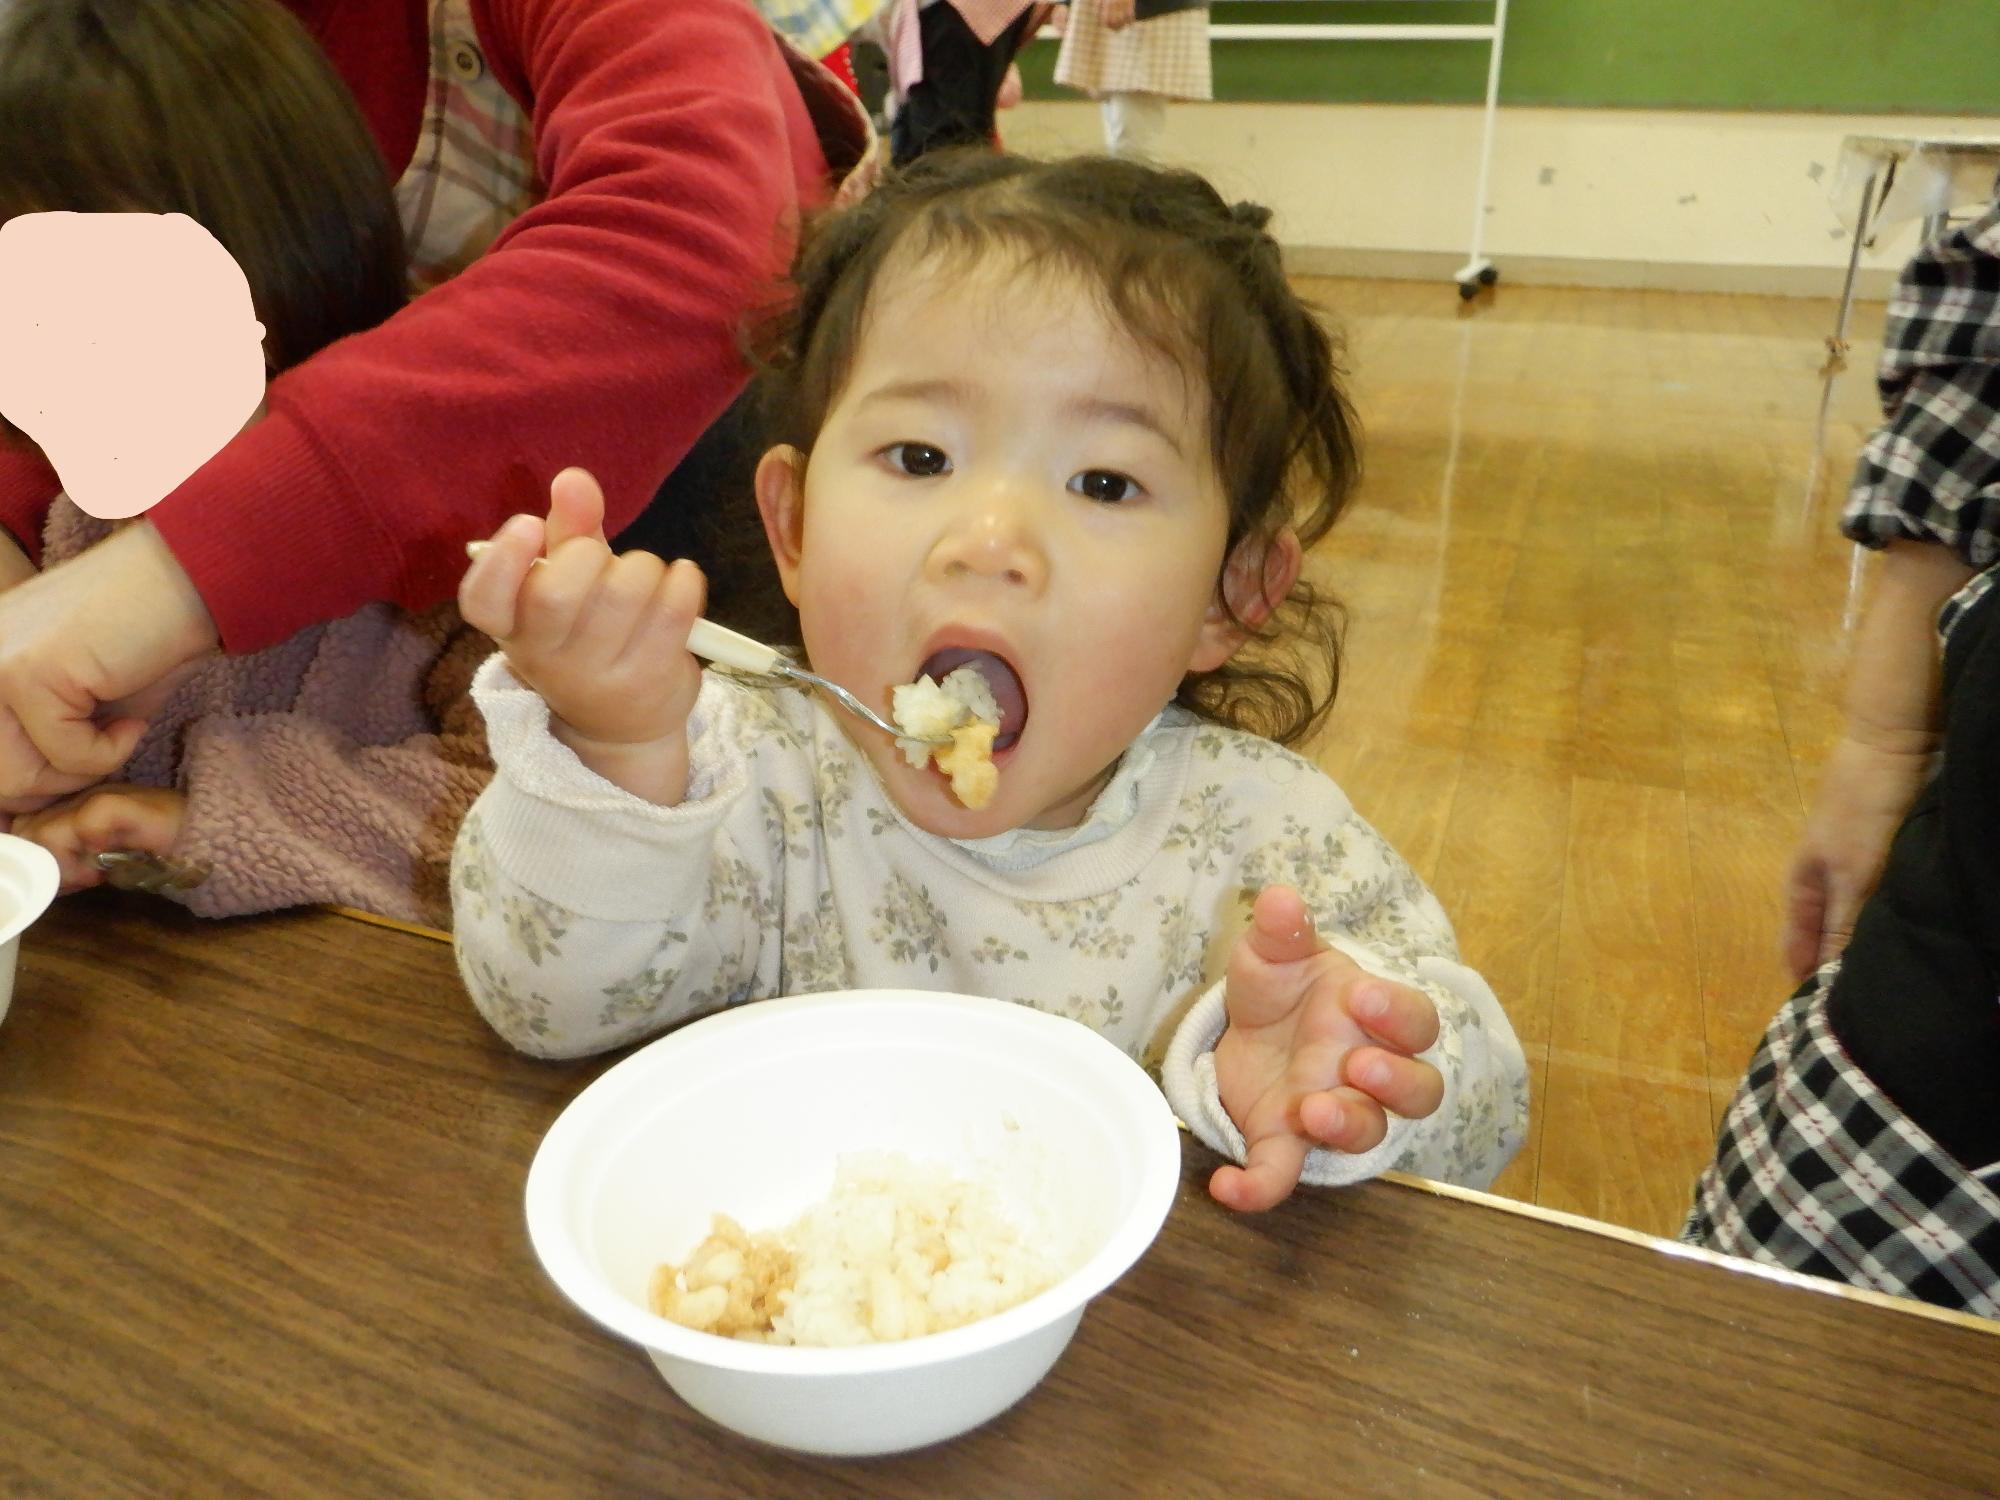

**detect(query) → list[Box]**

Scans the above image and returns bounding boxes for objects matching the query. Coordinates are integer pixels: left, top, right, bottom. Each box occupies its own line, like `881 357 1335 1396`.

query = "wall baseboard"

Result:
1282 244 1895 302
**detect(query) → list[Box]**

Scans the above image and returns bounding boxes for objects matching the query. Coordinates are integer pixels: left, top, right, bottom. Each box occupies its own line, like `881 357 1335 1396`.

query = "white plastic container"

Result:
526 989 1183 1457
0 834 58 1029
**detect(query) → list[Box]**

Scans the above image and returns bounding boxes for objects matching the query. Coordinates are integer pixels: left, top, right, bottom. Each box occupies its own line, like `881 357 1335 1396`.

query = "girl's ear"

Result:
754 445 808 606
1187 526 1304 672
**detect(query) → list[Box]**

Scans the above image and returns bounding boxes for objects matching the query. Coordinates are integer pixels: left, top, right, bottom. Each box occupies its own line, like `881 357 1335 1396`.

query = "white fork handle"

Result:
685 616 789 676
466 541 790 679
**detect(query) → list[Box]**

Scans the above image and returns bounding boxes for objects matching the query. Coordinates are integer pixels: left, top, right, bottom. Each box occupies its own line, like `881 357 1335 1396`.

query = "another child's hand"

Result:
11 784 187 893
460 467 706 767
1210 885 1444 1212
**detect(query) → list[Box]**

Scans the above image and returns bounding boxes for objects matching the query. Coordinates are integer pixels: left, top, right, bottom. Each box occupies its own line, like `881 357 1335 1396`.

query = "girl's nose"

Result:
926 491 1049 591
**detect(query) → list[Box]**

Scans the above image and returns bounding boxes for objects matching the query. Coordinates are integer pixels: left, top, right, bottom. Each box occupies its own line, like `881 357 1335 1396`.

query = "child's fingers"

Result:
10 691 147 791
544 466 610 553
1239 885 1324 967
1343 1049 1444 1122
559 550 670 665
9 808 79 877
9 807 103 893
1208 1129 1311 1213
1344 976 1441 1054
1297 1086 1389 1155
620 558 708 665
512 540 617 658
70 789 181 855
459 514 546 639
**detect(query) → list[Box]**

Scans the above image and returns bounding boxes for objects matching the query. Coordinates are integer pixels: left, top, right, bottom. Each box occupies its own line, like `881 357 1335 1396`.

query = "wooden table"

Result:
3 895 1995 1498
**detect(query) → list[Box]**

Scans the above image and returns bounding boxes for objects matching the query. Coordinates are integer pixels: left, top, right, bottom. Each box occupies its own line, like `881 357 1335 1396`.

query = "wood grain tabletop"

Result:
2 893 1993 1498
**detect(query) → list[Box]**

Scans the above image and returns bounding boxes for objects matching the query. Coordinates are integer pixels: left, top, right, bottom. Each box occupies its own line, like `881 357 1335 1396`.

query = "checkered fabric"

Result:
1844 202 2000 569
1684 973 2000 1319
1054 0 1211 101
394 0 541 296
1940 560 1999 637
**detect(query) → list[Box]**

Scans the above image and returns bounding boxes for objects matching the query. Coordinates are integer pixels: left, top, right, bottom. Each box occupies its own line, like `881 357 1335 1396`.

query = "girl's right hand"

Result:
460 467 707 779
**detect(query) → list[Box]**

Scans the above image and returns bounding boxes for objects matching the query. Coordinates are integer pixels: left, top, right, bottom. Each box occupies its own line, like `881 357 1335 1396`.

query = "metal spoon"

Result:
463 541 942 743
91 850 208 893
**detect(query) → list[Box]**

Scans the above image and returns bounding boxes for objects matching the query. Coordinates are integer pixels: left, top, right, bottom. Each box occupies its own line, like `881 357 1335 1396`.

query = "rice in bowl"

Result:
651 1151 1069 1346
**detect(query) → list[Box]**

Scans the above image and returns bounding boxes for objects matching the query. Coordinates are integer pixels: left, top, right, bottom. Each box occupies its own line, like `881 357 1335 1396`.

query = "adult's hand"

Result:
0 520 217 810
1778 538 1975 980
1781 734 1934 980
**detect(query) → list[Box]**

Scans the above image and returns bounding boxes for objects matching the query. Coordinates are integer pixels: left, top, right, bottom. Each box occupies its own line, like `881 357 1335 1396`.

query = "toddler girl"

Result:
0 0 490 928
454 151 1528 1209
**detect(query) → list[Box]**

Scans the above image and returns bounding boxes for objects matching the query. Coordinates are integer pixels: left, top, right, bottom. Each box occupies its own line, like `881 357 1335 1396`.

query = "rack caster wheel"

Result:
1454 264 1499 301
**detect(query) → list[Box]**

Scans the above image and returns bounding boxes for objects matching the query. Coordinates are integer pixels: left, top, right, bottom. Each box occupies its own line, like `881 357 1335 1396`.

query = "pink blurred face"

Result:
759 255 1244 838
0 211 265 520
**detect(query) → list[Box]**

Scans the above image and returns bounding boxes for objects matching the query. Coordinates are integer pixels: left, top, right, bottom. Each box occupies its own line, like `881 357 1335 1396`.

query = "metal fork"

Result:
464 542 944 742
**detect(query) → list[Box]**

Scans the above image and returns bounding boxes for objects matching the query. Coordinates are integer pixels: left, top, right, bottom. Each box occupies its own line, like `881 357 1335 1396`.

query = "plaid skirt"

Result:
1684 970 2000 1318
1053 0 1211 101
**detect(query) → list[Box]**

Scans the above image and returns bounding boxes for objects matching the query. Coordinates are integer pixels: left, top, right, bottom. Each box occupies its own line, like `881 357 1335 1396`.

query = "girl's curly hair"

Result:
745 149 1360 746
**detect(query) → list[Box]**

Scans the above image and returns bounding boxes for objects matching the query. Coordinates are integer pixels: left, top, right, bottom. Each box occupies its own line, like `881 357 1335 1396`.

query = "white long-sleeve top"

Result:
452 660 1529 1190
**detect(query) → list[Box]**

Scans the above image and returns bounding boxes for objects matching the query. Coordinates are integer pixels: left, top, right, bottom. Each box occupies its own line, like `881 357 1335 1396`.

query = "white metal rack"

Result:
1210 0 1510 299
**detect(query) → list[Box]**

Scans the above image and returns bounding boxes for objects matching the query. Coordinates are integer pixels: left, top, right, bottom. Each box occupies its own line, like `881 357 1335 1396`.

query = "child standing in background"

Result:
0 0 491 928
453 151 1527 1211
882 0 1043 162
1054 0 1210 158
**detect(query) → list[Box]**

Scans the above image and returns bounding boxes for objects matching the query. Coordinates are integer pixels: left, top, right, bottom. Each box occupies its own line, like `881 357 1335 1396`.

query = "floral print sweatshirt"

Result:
452 660 1529 1190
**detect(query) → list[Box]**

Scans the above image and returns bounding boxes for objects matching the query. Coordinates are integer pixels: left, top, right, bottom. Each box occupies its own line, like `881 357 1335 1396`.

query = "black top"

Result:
1826 571 2000 1167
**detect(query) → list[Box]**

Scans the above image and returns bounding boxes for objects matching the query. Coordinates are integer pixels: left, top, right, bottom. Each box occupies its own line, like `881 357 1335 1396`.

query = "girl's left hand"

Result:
11 784 188 893
1211 885 1444 1212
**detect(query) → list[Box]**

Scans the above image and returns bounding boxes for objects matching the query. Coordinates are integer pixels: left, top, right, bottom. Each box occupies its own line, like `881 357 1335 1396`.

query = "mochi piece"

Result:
934 721 999 810
891 666 1002 807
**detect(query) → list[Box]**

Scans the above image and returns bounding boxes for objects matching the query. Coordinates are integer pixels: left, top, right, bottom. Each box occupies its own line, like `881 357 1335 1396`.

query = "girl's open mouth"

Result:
915 647 1027 749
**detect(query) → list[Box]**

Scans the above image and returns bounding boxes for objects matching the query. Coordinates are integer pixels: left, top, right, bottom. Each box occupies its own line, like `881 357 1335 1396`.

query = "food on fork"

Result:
934 723 999 810
891 666 1002 809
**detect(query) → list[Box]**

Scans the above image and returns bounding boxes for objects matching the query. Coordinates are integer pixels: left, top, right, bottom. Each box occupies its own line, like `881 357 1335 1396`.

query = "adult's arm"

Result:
0 443 57 565
149 0 832 653
1783 538 1977 979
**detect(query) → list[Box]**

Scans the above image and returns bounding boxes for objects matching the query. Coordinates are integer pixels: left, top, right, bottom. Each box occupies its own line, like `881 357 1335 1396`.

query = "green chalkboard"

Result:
1019 1 2000 114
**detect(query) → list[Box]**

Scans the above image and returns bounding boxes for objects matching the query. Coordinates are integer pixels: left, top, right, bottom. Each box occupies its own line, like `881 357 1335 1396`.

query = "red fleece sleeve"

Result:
148 0 829 652
0 444 58 564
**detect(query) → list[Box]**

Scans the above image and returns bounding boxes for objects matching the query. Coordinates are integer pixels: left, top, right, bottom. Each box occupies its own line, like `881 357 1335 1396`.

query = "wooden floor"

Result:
1294 277 1887 1236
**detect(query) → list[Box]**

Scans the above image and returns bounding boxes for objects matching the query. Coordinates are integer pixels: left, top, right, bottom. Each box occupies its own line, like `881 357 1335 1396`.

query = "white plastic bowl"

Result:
526 989 1183 1457
0 833 59 1029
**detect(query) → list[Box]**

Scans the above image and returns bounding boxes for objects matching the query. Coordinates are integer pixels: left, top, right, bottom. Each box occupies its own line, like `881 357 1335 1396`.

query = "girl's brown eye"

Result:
1070 469 1140 504
886 442 950 477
